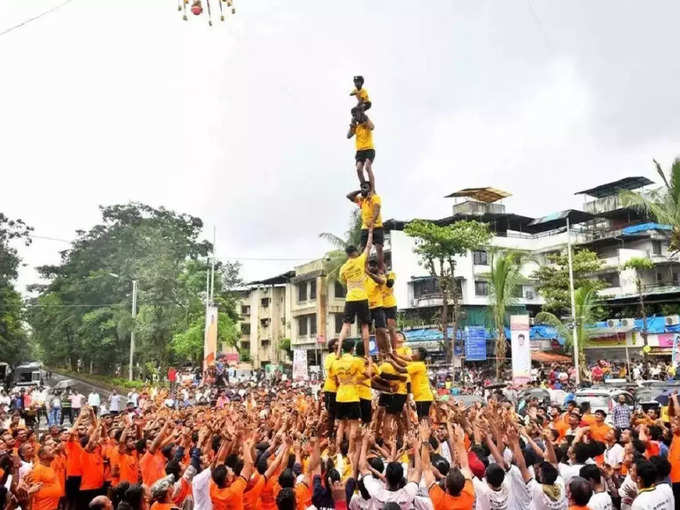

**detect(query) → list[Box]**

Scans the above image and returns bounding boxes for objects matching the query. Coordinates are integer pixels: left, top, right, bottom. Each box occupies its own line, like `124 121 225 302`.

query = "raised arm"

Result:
364 117 374 131
362 228 374 258
347 121 357 139
346 190 361 203
507 427 532 482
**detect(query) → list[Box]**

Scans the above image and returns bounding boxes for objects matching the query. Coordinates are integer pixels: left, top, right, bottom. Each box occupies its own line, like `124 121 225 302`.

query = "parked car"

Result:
574 387 634 423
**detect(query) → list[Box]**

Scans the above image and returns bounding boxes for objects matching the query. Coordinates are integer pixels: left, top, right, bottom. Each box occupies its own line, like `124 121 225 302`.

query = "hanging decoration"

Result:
178 0 235 25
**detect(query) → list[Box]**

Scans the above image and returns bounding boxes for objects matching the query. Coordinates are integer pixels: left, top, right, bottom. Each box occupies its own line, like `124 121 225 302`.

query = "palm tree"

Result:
535 286 598 379
485 251 525 379
319 209 363 284
621 158 680 252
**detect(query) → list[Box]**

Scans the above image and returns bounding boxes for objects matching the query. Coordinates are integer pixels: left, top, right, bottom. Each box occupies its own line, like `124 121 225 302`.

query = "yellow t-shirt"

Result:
340 253 368 302
397 345 413 359
382 272 397 308
332 353 363 403
354 123 374 151
379 362 407 395
406 362 433 402
355 194 382 229
365 275 384 310
356 357 372 401
353 87 370 104
323 353 337 393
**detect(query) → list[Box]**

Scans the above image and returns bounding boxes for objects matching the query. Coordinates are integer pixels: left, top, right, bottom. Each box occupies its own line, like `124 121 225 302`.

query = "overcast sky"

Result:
2 0 680 291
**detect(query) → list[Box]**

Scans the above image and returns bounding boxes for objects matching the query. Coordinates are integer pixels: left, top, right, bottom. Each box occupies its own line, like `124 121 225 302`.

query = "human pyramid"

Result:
324 76 434 450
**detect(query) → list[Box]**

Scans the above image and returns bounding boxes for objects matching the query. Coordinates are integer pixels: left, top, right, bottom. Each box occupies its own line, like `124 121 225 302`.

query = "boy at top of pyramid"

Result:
350 75 371 111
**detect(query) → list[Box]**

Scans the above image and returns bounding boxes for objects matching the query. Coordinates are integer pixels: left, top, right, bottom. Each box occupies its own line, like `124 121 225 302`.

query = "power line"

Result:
0 0 74 38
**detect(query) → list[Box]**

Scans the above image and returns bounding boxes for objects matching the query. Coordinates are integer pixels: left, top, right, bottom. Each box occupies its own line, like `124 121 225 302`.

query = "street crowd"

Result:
0 343 679 510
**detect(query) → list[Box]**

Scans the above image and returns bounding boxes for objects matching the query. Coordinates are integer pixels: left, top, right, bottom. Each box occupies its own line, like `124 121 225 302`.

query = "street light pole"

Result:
129 280 137 381
566 218 580 385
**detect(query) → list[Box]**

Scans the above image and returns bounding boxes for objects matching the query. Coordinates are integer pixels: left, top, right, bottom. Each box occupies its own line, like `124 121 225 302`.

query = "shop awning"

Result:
531 351 572 363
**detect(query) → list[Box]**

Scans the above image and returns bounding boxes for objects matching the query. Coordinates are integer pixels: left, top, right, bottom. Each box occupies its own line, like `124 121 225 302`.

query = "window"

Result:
241 323 250 335
652 241 662 255
335 314 344 334
334 281 346 298
472 250 488 265
601 273 620 288
475 281 489 296
657 272 664 283
261 339 270 346
298 316 308 336
309 314 317 336
674 272 680 286
309 280 317 300
261 298 270 308
298 282 307 302
413 277 440 300
260 318 270 327
241 305 250 315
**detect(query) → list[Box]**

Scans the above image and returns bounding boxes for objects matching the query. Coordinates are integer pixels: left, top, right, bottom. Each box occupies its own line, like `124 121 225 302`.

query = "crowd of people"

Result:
0 336 679 510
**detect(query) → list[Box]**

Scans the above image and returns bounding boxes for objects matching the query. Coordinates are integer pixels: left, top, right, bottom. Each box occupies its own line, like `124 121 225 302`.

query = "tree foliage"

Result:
27 203 241 375
404 220 491 361
532 249 604 317
621 158 680 251
0 213 34 365
319 209 363 284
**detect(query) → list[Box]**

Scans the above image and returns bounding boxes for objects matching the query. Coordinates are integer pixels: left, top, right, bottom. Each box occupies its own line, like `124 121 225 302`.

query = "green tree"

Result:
532 249 604 317
27 202 240 375
622 257 655 350
621 158 680 251
535 286 598 378
0 213 34 365
404 220 491 362
484 251 525 378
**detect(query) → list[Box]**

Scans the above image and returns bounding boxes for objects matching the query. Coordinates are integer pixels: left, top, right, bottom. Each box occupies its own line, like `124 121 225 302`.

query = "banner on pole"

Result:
293 349 309 380
510 314 531 385
203 305 218 370
465 326 487 361
673 334 680 367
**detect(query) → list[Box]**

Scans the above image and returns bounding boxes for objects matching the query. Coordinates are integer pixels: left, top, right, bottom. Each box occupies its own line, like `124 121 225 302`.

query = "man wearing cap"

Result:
590 410 612 443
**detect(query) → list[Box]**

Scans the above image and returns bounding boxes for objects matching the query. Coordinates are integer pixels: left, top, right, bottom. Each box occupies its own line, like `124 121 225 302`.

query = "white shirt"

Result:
506 465 531 510
527 478 567 510
88 392 100 407
192 467 213 510
558 462 584 484
619 474 638 510
473 476 509 510
604 443 624 468
656 483 675 509
588 491 613 510
631 486 673 510
361 474 418 510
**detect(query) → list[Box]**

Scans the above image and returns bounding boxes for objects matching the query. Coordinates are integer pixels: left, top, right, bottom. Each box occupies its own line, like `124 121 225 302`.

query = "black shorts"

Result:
324 391 337 419
387 394 407 415
361 227 384 247
355 149 375 163
370 307 386 329
384 306 397 321
416 400 432 419
378 393 392 408
336 401 361 421
344 300 371 325
65 476 81 500
360 398 372 424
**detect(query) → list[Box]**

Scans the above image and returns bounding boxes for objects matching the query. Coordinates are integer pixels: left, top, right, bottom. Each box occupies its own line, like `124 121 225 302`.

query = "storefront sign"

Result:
465 326 487 361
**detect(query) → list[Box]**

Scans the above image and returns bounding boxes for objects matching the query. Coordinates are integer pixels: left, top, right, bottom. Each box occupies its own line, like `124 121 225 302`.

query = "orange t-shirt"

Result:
295 481 312 509
80 447 105 491
552 419 569 441
590 422 612 443
429 480 475 510
173 478 193 506
582 413 597 426
210 476 247 510
670 434 680 482
646 441 661 459
150 503 174 510
50 453 67 497
119 452 140 485
140 451 166 487
257 474 281 510
31 463 63 510
243 474 265 510
64 439 83 478
104 443 119 485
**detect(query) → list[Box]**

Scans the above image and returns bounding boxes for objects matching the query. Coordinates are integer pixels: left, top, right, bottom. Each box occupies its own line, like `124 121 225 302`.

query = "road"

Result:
47 371 112 400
